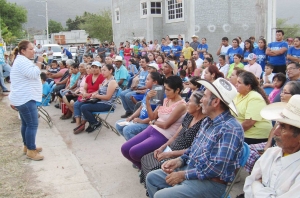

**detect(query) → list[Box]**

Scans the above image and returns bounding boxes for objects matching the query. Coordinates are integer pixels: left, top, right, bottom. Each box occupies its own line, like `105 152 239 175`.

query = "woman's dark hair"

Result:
70 63 79 69
164 75 184 93
219 55 226 61
204 57 213 64
149 71 165 85
141 56 150 63
259 38 267 51
179 69 186 76
104 64 115 74
272 73 287 88
129 58 136 64
234 54 242 60
13 40 31 63
40 72 47 81
191 91 204 106
232 38 240 45
238 71 270 104
207 65 224 80
286 81 300 95
189 76 201 88
187 59 196 76
156 54 165 63
206 53 214 62
61 60 67 67
244 39 254 53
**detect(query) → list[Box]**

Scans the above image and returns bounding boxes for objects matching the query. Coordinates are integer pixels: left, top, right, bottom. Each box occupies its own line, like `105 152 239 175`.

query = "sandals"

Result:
73 123 85 134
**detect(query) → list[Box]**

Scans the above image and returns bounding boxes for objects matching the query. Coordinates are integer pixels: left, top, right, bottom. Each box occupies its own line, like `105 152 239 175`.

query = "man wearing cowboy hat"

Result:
244 95 300 198
114 55 128 89
146 78 244 198
190 35 200 51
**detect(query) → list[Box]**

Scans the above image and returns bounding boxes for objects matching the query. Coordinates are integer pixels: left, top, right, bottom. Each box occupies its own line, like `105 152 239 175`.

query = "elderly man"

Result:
146 78 244 198
244 53 263 79
120 56 149 118
244 95 300 197
114 56 128 89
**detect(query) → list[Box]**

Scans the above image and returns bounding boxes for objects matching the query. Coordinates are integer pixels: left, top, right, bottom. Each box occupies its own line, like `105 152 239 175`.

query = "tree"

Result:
79 9 113 42
0 18 16 44
276 18 300 39
0 0 27 38
48 19 63 34
66 16 83 31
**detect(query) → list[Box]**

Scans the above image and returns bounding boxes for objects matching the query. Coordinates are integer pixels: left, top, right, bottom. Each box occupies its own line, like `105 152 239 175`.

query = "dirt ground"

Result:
0 96 47 197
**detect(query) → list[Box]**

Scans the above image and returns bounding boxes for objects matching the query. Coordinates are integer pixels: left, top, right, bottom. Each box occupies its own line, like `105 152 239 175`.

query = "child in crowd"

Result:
119 46 124 58
179 70 189 83
182 76 201 102
128 58 138 76
47 60 60 74
37 72 51 106
261 64 275 95
268 73 286 103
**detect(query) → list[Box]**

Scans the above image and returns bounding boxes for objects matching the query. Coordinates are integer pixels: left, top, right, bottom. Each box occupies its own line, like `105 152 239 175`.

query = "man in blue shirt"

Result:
114 56 128 89
120 56 149 118
266 30 288 74
146 78 244 198
197 38 208 60
171 40 182 60
61 47 73 59
161 39 171 56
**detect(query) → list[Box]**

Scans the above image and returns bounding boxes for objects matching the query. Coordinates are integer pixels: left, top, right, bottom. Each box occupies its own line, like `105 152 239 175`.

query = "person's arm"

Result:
118 79 125 86
216 44 222 56
242 119 257 131
145 90 159 120
287 55 300 62
92 80 118 100
152 103 186 130
49 70 64 79
272 47 288 56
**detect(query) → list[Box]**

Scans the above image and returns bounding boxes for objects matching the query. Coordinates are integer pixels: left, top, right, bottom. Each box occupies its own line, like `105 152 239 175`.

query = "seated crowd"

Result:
33 30 300 198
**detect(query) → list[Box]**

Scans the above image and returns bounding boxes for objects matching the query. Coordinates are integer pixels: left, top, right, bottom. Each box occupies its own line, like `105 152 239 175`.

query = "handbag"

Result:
83 98 101 104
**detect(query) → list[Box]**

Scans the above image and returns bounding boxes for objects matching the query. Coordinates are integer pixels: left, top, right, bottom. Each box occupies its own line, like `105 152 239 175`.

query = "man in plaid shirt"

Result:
146 78 244 198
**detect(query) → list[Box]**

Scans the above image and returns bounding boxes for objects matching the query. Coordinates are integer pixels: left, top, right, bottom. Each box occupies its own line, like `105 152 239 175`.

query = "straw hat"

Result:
198 78 238 115
260 95 300 128
191 35 199 39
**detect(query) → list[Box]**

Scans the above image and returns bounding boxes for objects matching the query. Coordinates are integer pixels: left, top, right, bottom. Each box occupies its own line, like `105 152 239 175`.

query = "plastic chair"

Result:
92 87 123 140
222 142 250 198
37 81 56 128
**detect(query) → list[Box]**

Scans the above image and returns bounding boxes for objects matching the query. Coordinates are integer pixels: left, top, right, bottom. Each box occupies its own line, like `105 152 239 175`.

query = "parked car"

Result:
42 44 63 61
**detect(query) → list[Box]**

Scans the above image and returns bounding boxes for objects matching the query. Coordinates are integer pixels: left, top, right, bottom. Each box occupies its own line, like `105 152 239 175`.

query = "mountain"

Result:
7 0 111 30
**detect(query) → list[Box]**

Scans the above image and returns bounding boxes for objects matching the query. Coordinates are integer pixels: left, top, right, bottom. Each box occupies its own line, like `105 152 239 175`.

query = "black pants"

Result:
272 65 286 74
244 138 268 145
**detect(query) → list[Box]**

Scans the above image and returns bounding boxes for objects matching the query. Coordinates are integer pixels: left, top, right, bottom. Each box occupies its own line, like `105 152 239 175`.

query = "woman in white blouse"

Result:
9 40 44 161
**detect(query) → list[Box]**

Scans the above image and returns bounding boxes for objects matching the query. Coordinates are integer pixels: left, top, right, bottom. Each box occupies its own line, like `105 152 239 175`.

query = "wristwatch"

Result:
151 119 156 125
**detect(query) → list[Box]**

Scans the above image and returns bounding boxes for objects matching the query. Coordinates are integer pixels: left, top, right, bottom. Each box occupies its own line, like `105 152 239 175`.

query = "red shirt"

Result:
78 74 104 101
124 47 131 56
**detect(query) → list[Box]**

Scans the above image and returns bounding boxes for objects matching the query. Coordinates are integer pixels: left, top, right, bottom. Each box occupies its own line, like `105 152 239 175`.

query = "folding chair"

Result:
37 81 56 128
223 142 250 198
92 87 123 140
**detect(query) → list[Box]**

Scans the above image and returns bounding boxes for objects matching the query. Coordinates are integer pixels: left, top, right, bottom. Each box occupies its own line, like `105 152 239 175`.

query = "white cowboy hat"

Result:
260 95 300 128
191 35 199 38
148 63 159 70
197 78 238 115
114 55 123 62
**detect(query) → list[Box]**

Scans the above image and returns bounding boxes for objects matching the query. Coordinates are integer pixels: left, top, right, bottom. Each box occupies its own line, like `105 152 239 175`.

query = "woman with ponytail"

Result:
234 71 272 145
9 40 44 161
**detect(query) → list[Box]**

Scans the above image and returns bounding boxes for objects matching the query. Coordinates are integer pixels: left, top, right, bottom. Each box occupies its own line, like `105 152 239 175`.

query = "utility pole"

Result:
37 0 49 43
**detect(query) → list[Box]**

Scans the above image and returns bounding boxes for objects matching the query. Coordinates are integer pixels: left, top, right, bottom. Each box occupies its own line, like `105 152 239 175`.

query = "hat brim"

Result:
260 102 300 128
191 36 198 38
198 79 238 116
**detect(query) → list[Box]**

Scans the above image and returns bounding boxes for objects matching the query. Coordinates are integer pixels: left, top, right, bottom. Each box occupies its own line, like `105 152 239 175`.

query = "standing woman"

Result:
9 40 44 161
124 42 132 67
243 39 254 65
253 38 267 70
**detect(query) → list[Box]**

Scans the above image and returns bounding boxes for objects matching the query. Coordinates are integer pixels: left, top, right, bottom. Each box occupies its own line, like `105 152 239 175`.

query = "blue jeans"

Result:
0 63 9 91
115 119 149 140
120 89 136 113
146 167 227 198
15 100 39 150
81 102 112 125
48 59 53 65
73 100 85 119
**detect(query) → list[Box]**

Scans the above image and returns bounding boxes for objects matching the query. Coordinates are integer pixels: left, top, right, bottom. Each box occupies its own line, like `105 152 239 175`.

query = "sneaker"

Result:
55 104 60 109
85 124 93 132
87 122 102 133
121 112 132 118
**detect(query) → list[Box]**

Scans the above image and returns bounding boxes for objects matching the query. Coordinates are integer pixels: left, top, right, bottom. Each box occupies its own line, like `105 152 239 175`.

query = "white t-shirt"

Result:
240 42 245 50
195 58 203 69
262 72 275 84
47 50 53 59
220 45 232 55
35 47 43 57
217 63 230 77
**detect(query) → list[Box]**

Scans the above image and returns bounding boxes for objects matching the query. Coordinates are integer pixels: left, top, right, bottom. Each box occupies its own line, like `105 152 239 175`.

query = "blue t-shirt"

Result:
243 50 251 65
267 41 288 65
226 47 243 64
119 49 124 58
172 45 182 57
70 72 81 88
63 48 72 59
139 89 157 119
128 64 138 75
115 65 128 86
0 47 5 64
253 48 267 70
41 82 51 105
137 70 148 88
197 43 208 60
287 46 300 63
161 45 171 56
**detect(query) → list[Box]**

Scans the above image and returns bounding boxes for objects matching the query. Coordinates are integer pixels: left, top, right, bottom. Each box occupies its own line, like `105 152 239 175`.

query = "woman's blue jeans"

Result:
115 119 149 140
15 100 39 150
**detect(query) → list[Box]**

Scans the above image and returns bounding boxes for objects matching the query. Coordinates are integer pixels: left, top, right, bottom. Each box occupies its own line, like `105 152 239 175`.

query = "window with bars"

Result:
141 2 147 15
150 2 162 14
167 0 183 20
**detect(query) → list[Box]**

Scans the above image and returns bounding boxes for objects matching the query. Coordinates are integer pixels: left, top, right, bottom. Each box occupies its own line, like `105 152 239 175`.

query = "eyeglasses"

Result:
281 91 291 95
286 67 297 72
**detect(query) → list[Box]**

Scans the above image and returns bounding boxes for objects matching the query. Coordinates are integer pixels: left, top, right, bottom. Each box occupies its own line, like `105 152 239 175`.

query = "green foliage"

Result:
276 18 300 38
48 19 63 34
0 0 27 38
0 19 16 44
66 9 112 42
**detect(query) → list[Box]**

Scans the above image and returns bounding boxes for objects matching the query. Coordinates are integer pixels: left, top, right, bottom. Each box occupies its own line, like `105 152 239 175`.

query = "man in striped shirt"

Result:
146 78 244 198
78 44 85 63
